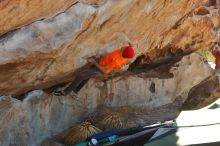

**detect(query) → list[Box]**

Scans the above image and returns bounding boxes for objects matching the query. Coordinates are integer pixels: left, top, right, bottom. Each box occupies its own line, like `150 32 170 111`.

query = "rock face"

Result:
0 0 219 96
0 53 216 146
1 0 220 145
0 0 78 35
182 75 220 110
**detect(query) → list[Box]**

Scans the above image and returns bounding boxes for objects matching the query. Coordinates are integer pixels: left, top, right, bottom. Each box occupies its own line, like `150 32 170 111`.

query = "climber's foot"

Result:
53 90 66 96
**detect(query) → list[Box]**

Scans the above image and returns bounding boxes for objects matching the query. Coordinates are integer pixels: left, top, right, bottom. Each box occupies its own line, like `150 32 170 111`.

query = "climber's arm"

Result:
87 58 106 73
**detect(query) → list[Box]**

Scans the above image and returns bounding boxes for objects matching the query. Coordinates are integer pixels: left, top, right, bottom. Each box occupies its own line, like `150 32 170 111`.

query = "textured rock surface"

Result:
0 0 219 96
182 75 220 110
0 0 77 35
1 0 220 145
0 53 216 146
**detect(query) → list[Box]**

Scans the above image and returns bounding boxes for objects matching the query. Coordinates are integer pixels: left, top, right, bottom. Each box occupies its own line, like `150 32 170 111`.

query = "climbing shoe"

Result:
53 90 66 96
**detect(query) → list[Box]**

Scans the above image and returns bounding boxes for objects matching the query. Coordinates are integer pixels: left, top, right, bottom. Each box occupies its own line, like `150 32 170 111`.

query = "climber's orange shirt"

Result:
99 49 128 74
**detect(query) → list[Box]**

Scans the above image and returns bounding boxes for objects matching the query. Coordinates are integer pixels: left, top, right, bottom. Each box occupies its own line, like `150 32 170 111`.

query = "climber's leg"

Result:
54 66 101 96
64 66 101 94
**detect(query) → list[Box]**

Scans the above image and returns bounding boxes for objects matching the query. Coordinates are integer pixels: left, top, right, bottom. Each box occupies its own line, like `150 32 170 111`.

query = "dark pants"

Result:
63 65 101 94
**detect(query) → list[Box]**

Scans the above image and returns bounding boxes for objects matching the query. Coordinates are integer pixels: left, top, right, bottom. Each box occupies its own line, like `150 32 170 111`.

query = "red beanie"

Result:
122 46 135 58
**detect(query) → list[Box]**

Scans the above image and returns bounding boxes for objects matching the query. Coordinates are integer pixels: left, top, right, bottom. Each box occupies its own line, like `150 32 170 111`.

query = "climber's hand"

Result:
53 90 66 96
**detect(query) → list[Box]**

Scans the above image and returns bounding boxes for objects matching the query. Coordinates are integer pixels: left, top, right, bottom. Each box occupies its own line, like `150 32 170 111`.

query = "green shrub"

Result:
196 48 215 62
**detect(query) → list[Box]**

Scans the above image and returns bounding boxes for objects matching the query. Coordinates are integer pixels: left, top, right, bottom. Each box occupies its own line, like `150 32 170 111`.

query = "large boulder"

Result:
0 53 217 146
1 0 220 145
0 0 219 96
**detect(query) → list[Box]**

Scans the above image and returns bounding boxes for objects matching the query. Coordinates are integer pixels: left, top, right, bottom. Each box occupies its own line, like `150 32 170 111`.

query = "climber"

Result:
210 41 220 75
53 43 135 96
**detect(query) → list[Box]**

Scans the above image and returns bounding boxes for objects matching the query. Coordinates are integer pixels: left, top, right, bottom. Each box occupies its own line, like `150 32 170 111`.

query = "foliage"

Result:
196 48 215 62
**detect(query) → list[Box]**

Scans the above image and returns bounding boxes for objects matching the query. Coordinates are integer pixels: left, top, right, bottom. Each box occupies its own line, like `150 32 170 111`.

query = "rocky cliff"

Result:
0 0 220 145
0 0 219 95
0 53 218 146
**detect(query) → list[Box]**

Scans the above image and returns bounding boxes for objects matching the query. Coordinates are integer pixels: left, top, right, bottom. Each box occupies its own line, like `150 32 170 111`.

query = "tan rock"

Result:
0 53 215 146
0 0 78 36
80 0 106 5
182 75 220 110
211 15 220 29
194 6 210 15
0 0 218 96
1 0 220 145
